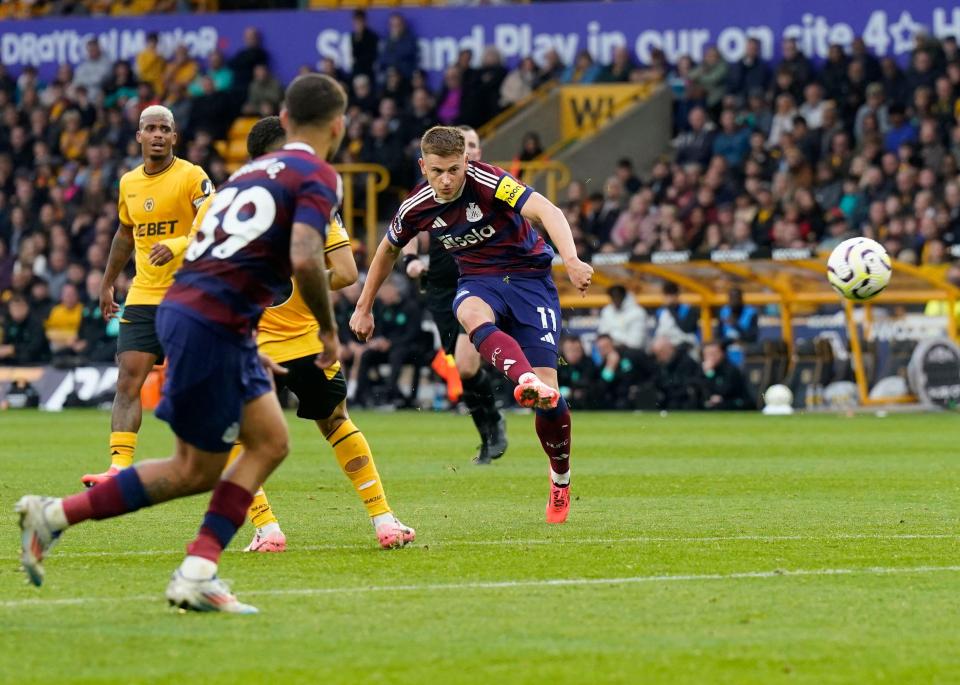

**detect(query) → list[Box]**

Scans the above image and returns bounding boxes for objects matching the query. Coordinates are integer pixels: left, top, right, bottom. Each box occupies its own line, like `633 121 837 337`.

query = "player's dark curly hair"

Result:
284 73 347 127
246 116 286 159
421 126 465 158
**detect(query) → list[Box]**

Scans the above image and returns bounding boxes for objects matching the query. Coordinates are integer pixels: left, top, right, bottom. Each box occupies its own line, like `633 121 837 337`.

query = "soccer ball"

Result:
762 383 794 415
826 237 892 301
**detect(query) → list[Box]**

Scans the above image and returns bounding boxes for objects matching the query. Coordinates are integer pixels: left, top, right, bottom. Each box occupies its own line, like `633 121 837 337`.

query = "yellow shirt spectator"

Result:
136 39 167 97
45 284 83 348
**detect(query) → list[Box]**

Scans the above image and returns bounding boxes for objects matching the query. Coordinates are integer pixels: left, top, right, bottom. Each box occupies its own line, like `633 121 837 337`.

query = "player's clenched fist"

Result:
349 309 375 342
565 258 593 295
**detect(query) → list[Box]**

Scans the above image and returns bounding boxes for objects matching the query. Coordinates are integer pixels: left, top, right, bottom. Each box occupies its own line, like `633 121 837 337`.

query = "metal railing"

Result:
334 163 392 256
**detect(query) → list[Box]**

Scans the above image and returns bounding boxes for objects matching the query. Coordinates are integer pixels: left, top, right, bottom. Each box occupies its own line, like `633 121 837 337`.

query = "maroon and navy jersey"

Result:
387 161 554 277
163 143 340 338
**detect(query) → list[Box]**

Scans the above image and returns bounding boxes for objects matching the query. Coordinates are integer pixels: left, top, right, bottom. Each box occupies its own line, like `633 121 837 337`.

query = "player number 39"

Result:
186 186 277 262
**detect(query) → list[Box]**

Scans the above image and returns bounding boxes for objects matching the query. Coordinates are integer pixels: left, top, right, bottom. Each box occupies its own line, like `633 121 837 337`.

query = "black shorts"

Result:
117 304 164 361
277 354 347 420
425 284 465 355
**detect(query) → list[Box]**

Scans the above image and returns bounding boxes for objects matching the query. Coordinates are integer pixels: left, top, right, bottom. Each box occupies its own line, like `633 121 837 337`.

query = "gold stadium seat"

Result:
227 117 258 145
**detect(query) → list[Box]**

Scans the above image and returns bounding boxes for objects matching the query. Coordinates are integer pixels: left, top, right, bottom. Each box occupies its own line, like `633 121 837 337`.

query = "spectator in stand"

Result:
557 335 598 410
535 49 565 88
767 93 797 148
675 106 715 166
229 27 269 93
715 285 758 367
0 294 49 365
380 13 418 80
712 108 750 166
350 10 380 80
609 191 657 253
651 336 701 410
854 82 889 143
187 76 232 140
593 333 649 410
73 38 113 102
44 280 83 352
700 341 753 410
350 73 379 117
59 110 89 162
163 44 199 97
135 32 166 97
463 46 506 128
654 281 699 348
562 50 602 85
799 82 827 129
884 103 917 153
690 46 728 115
103 61 138 109
780 37 814 90
500 56 537 109
599 46 634 84
436 67 464 125
615 158 642 194
400 87 436 145
584 176 624 246
243 64 283 116
361 118 406 186
597 284 649 351
352 278 423 408
727 38 770 97
188 50 233 96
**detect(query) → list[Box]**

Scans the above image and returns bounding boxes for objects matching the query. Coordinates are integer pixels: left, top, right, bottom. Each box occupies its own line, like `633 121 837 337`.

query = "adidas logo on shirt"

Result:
540 333 556 345
432 217 447 229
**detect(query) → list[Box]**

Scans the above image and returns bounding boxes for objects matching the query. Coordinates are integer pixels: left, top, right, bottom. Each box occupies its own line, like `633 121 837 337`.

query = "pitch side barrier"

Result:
554 248 960 406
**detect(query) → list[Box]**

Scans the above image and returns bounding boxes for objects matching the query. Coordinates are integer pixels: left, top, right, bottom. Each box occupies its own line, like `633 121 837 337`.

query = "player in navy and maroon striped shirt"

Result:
16 74 345 614
351 126 594 524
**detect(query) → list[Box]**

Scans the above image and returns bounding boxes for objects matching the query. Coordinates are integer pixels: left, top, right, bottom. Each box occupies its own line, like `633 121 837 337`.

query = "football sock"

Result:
62 466 152 525
249 489 278 529
186 480 253 564
469 323 534 384
372 512 398 528
225 443 280 528
108 431 137 469
258 521 282 536
327 419 391 517
535 396 571 479
462 367 499 434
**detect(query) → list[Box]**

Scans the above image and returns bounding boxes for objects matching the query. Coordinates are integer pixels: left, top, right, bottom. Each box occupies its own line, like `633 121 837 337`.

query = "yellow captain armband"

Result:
494 176 525 207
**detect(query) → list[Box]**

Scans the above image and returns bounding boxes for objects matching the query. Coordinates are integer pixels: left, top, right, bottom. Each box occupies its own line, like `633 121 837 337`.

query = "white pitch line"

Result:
0 532 955 561
2 565 959 609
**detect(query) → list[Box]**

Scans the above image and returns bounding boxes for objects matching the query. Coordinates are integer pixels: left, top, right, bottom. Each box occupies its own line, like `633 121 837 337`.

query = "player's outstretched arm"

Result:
291 222 339 368
327 244 359 291
100 223 135 320
350 236 402 341
520 192 593 295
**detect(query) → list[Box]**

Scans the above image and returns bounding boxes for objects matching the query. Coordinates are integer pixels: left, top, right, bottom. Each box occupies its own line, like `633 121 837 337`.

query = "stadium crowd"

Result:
0 10 957 410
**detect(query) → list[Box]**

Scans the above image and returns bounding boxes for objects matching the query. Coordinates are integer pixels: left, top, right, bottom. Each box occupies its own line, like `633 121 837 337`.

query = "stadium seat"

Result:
227 117 258 145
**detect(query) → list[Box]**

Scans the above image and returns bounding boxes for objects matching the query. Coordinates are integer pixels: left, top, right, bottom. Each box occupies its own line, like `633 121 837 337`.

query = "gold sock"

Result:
226 443 279 529
108 432 137 469
327 420 390 517
249 489 278 528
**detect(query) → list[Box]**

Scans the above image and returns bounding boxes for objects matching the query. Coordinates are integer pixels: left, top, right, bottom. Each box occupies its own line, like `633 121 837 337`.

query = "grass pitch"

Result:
1 409 959 684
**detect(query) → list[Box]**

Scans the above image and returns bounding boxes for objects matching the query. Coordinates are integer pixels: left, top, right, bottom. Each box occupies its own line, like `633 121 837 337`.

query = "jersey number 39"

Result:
186 186 277 262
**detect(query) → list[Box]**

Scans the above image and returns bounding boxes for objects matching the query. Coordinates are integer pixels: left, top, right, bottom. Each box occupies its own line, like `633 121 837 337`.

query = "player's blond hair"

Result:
421 126 465 158
139 105 175 130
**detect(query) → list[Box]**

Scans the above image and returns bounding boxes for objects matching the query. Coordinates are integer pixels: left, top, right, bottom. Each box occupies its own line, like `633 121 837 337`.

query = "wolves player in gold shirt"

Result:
220 116 414 551
81 106 211 487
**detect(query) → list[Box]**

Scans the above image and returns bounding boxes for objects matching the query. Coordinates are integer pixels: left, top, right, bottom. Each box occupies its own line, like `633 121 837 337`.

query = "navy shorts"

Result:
155 304 273 453
452 273 561 368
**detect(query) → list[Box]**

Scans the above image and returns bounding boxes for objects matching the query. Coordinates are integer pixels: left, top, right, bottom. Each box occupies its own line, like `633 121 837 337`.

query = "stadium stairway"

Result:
481 84 672 192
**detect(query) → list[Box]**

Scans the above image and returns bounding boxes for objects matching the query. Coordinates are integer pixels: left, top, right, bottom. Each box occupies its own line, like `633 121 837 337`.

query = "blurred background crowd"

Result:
1 6 957 410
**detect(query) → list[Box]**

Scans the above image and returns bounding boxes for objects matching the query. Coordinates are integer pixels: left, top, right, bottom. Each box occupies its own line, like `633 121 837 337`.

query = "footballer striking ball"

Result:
826 237 892 301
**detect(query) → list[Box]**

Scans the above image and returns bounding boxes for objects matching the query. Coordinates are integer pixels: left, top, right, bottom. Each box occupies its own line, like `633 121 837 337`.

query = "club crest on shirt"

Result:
144 197 155 212
466 202 483 222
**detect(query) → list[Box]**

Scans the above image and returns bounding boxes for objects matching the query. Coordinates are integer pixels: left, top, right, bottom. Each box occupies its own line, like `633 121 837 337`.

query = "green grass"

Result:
1 409 959 684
